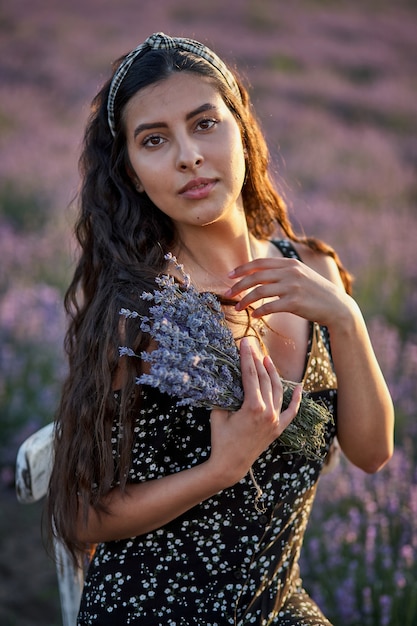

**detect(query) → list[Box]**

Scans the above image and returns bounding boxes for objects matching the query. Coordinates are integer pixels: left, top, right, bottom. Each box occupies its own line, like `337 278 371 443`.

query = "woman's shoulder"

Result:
270 238 344 288
293 241 345 287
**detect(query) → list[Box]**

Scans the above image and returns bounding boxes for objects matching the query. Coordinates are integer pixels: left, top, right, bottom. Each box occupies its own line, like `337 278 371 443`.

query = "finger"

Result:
228 258 287 279
239 336 258 395
234 284 283 312
252 345 274 401
239 337 272 408
263 355 283 410
225 269 280 299
250 297 289 318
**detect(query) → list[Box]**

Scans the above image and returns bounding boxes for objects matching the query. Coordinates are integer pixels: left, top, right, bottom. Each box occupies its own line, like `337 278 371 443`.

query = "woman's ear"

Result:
126 164 144 193
134 179 144 193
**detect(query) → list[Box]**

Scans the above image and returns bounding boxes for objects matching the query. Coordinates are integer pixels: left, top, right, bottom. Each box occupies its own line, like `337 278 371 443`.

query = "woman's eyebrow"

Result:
133 121 166 139
133 103 218 139
185 103 218 121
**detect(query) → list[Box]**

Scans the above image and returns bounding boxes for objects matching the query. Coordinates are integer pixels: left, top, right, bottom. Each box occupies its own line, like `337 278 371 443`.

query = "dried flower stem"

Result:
249 467 267 514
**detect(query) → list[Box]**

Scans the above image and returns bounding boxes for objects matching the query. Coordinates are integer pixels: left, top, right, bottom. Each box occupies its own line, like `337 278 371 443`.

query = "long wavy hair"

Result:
46 46 352 563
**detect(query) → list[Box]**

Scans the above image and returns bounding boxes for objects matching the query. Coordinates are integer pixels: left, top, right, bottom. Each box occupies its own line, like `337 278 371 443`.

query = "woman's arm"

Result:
318 265 394 472
309 252 394 472
76 453 234 543
226 247 394 474
75 338 302 543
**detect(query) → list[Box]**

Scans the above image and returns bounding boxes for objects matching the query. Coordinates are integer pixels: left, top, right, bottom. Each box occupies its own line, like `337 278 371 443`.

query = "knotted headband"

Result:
107 32 241 137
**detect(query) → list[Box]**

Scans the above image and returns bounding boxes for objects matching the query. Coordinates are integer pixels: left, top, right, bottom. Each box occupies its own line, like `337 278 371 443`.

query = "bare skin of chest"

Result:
227 309 310 383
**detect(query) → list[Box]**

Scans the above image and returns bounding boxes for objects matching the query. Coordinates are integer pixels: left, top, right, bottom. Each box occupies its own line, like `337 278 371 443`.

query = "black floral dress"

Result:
77 240 337 625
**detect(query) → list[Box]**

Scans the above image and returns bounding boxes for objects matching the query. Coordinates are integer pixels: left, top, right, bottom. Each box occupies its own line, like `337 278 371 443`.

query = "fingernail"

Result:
240 336 249 349
228 269 236 278
224 288 232 297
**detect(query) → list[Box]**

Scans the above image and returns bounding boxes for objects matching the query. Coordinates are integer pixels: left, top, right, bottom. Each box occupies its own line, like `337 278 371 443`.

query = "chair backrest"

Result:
16 423 84 626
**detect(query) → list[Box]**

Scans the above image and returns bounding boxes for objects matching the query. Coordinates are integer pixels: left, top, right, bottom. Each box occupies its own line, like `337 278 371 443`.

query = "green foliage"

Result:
0 181 50 233
356 266 416 339
0 282 66 472
336 63 382 86
268 54 304 74
246 0 282 32
0 336 64 460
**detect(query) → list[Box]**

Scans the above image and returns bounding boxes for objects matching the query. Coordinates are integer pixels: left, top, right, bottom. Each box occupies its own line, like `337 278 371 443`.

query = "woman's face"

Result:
123 72 246 236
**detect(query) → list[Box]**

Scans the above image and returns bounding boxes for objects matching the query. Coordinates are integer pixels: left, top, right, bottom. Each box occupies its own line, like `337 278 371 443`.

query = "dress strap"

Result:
271 239 302 261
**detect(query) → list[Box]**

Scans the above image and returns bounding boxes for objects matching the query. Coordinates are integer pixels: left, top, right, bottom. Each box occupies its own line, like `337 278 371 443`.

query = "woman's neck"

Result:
174 228 259 293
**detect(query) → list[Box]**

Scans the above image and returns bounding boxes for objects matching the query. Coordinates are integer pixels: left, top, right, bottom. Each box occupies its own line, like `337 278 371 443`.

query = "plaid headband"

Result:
107 32 241 137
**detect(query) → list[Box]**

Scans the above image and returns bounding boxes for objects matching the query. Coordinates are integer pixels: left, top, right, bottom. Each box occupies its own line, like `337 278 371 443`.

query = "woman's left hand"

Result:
225 256 348 328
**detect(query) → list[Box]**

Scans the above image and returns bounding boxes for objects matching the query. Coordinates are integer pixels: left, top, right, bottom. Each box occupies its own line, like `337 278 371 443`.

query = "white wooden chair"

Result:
15 422 84 626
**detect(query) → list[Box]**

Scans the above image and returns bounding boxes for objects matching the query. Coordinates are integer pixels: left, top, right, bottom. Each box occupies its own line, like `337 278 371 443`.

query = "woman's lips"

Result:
178 178 217 200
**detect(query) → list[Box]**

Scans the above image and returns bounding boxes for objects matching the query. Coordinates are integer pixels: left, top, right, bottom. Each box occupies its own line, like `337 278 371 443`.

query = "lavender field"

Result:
0 0 416 624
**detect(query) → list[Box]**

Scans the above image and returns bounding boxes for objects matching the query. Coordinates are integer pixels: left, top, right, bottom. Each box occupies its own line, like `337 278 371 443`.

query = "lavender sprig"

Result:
120 273 243 410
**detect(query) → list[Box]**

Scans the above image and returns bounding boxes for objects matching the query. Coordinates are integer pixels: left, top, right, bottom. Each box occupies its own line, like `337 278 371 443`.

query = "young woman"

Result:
47 33 394 625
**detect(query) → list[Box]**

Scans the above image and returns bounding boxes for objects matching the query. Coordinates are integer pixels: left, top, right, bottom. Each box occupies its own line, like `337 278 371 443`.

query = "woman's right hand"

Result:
207 336 302 488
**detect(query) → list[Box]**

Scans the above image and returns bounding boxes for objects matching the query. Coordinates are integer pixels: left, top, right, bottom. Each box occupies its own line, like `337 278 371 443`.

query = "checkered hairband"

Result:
107 32 241 137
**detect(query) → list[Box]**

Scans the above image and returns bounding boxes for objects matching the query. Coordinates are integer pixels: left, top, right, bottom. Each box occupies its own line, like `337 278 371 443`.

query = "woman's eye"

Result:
196 118 217 131
143 135 165 147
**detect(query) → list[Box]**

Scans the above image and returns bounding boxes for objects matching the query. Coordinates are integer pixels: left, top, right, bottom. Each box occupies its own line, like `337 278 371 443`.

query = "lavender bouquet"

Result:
119 254 332 463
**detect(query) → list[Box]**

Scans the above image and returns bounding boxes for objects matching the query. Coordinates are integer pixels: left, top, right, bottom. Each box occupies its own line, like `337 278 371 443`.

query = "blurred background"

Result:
1 0 416 624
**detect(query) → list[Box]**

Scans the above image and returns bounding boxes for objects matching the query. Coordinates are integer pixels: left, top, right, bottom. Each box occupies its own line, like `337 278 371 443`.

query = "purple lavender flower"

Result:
121 262 243 410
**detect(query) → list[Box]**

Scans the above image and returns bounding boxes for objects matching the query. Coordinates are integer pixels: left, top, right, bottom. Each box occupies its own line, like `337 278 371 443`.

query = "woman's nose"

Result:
176 138 204 171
